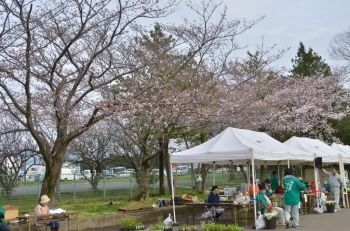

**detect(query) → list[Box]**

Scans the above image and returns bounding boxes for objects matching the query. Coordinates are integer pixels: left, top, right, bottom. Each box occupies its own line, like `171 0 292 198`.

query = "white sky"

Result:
155 0 350 69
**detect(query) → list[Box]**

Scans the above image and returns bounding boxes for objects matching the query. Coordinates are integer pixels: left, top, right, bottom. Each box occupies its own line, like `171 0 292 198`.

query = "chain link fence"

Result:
0 170 281 208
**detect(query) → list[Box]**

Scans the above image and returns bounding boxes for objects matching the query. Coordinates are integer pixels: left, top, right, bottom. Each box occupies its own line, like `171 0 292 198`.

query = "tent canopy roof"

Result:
284 137 346 163
170 127 313 165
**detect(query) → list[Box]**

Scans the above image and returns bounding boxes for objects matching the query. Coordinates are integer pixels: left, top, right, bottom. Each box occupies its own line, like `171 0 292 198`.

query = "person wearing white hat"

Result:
34 195 60 231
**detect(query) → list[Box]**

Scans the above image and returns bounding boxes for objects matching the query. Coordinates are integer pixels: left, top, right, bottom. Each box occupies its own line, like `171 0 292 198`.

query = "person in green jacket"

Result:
256 183 285 226
0 205 9 231
282 168 306 229
264 179 274 197
271 170 279 193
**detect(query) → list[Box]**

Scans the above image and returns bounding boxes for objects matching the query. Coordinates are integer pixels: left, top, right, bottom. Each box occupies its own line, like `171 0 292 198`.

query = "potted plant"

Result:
263 213 278 230
150 216 172 231
120 216 144 231
202 223 243 231
325 201 336 213
178 224 197 231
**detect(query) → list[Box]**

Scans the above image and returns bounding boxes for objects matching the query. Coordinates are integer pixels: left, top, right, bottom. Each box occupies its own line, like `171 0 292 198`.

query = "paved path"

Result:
84 208 350 230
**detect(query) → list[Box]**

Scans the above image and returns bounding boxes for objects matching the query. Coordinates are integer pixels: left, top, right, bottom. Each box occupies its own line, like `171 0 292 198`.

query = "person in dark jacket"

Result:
207 186 224 221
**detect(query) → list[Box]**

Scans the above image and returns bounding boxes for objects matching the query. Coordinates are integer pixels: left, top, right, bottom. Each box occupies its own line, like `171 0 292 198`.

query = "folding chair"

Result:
203 199 215 222
34 223 48 231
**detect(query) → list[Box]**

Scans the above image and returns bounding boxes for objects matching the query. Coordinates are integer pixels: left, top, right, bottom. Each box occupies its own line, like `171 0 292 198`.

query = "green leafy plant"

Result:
325 200 336 205
179 224 197 231
263 212 278 220
202 223 243 231
120 216 143 229
149 216 172 231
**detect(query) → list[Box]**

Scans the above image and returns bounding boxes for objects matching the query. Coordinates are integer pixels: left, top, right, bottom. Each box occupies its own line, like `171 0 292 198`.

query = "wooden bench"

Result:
17 211 80 231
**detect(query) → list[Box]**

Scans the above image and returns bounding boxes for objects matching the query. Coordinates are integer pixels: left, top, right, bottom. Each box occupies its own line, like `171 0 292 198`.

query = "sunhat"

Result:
40 195 50 204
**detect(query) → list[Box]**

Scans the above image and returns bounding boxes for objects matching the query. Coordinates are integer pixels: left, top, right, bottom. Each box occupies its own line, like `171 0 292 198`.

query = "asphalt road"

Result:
12 180 193 195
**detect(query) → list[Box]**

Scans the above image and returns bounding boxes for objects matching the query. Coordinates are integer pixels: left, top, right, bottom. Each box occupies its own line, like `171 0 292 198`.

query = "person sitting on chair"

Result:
256 183 285 226
0 205 9 231
34 195 60 231
207 185 225 221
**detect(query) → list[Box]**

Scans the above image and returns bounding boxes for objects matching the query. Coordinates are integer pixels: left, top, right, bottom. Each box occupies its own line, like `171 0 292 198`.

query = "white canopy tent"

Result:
169 127 313 223
170 127 314 165
284 137 347 163
284 136 347 207
331 143 350 163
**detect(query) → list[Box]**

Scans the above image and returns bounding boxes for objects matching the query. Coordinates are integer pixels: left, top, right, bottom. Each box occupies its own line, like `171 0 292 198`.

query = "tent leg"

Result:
170 162 177 223
277 164 280 185
213 163 216 185
247 163 250 186
251 158 257 223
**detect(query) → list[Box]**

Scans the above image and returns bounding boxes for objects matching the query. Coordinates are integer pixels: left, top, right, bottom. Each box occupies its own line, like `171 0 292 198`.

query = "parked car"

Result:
193 168 212 174
126 169 135 174
117 171 131 178
215 168 228 174
172 165 189 176
34 174 44 183
150 169 167 176
103 173 117 179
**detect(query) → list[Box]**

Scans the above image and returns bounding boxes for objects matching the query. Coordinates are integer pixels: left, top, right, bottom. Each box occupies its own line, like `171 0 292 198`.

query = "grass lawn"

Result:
1 173 246 218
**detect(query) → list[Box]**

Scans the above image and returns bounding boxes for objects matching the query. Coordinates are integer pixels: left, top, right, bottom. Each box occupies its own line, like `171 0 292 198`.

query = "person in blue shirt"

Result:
207 186 224 221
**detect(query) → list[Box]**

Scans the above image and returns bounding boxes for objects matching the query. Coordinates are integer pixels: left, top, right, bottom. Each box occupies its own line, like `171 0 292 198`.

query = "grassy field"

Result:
1 173 247 218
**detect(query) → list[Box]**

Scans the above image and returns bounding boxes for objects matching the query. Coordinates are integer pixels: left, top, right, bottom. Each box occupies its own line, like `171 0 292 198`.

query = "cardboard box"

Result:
3 205 20 220
181 194 198 204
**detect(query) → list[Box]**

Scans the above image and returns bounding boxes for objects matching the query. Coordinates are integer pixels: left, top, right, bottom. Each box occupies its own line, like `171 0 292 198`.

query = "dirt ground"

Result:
84 207 350 231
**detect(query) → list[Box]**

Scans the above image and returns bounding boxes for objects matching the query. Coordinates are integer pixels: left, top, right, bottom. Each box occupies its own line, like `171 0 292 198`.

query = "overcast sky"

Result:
157 0 350 69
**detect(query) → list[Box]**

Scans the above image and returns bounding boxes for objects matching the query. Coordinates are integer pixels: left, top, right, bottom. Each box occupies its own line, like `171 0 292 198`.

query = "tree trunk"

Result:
240 165 248 183
260 165 265 182
137 160 151 200
201 164 208 193
158 139 165 195
40 150 65 199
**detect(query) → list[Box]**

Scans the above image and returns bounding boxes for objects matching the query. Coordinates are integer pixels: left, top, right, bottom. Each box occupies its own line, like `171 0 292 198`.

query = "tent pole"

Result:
313 154 320 207
170 162 176 223
287 159 290 168
277 163 280 185
247 163 250 186
251 158 257 222
213 162 216 185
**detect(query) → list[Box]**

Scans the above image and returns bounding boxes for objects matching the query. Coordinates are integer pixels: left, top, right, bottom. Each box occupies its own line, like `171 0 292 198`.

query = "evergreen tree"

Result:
291 42 332 77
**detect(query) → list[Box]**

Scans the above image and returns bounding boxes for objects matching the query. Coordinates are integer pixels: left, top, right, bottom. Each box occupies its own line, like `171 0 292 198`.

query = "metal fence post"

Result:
38 174 41 198
73 174 76 203
153 172 156 194
103 174 106 198
130 173 133 198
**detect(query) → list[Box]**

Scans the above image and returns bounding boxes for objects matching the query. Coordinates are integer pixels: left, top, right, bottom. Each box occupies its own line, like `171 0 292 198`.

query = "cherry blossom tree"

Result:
67 120 118 190
0 118 37 195
261 73 349 142
0 0 263 200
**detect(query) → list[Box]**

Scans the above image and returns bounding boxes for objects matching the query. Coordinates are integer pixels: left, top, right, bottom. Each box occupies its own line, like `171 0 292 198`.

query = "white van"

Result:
172 165 189 176
60 168 76 181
